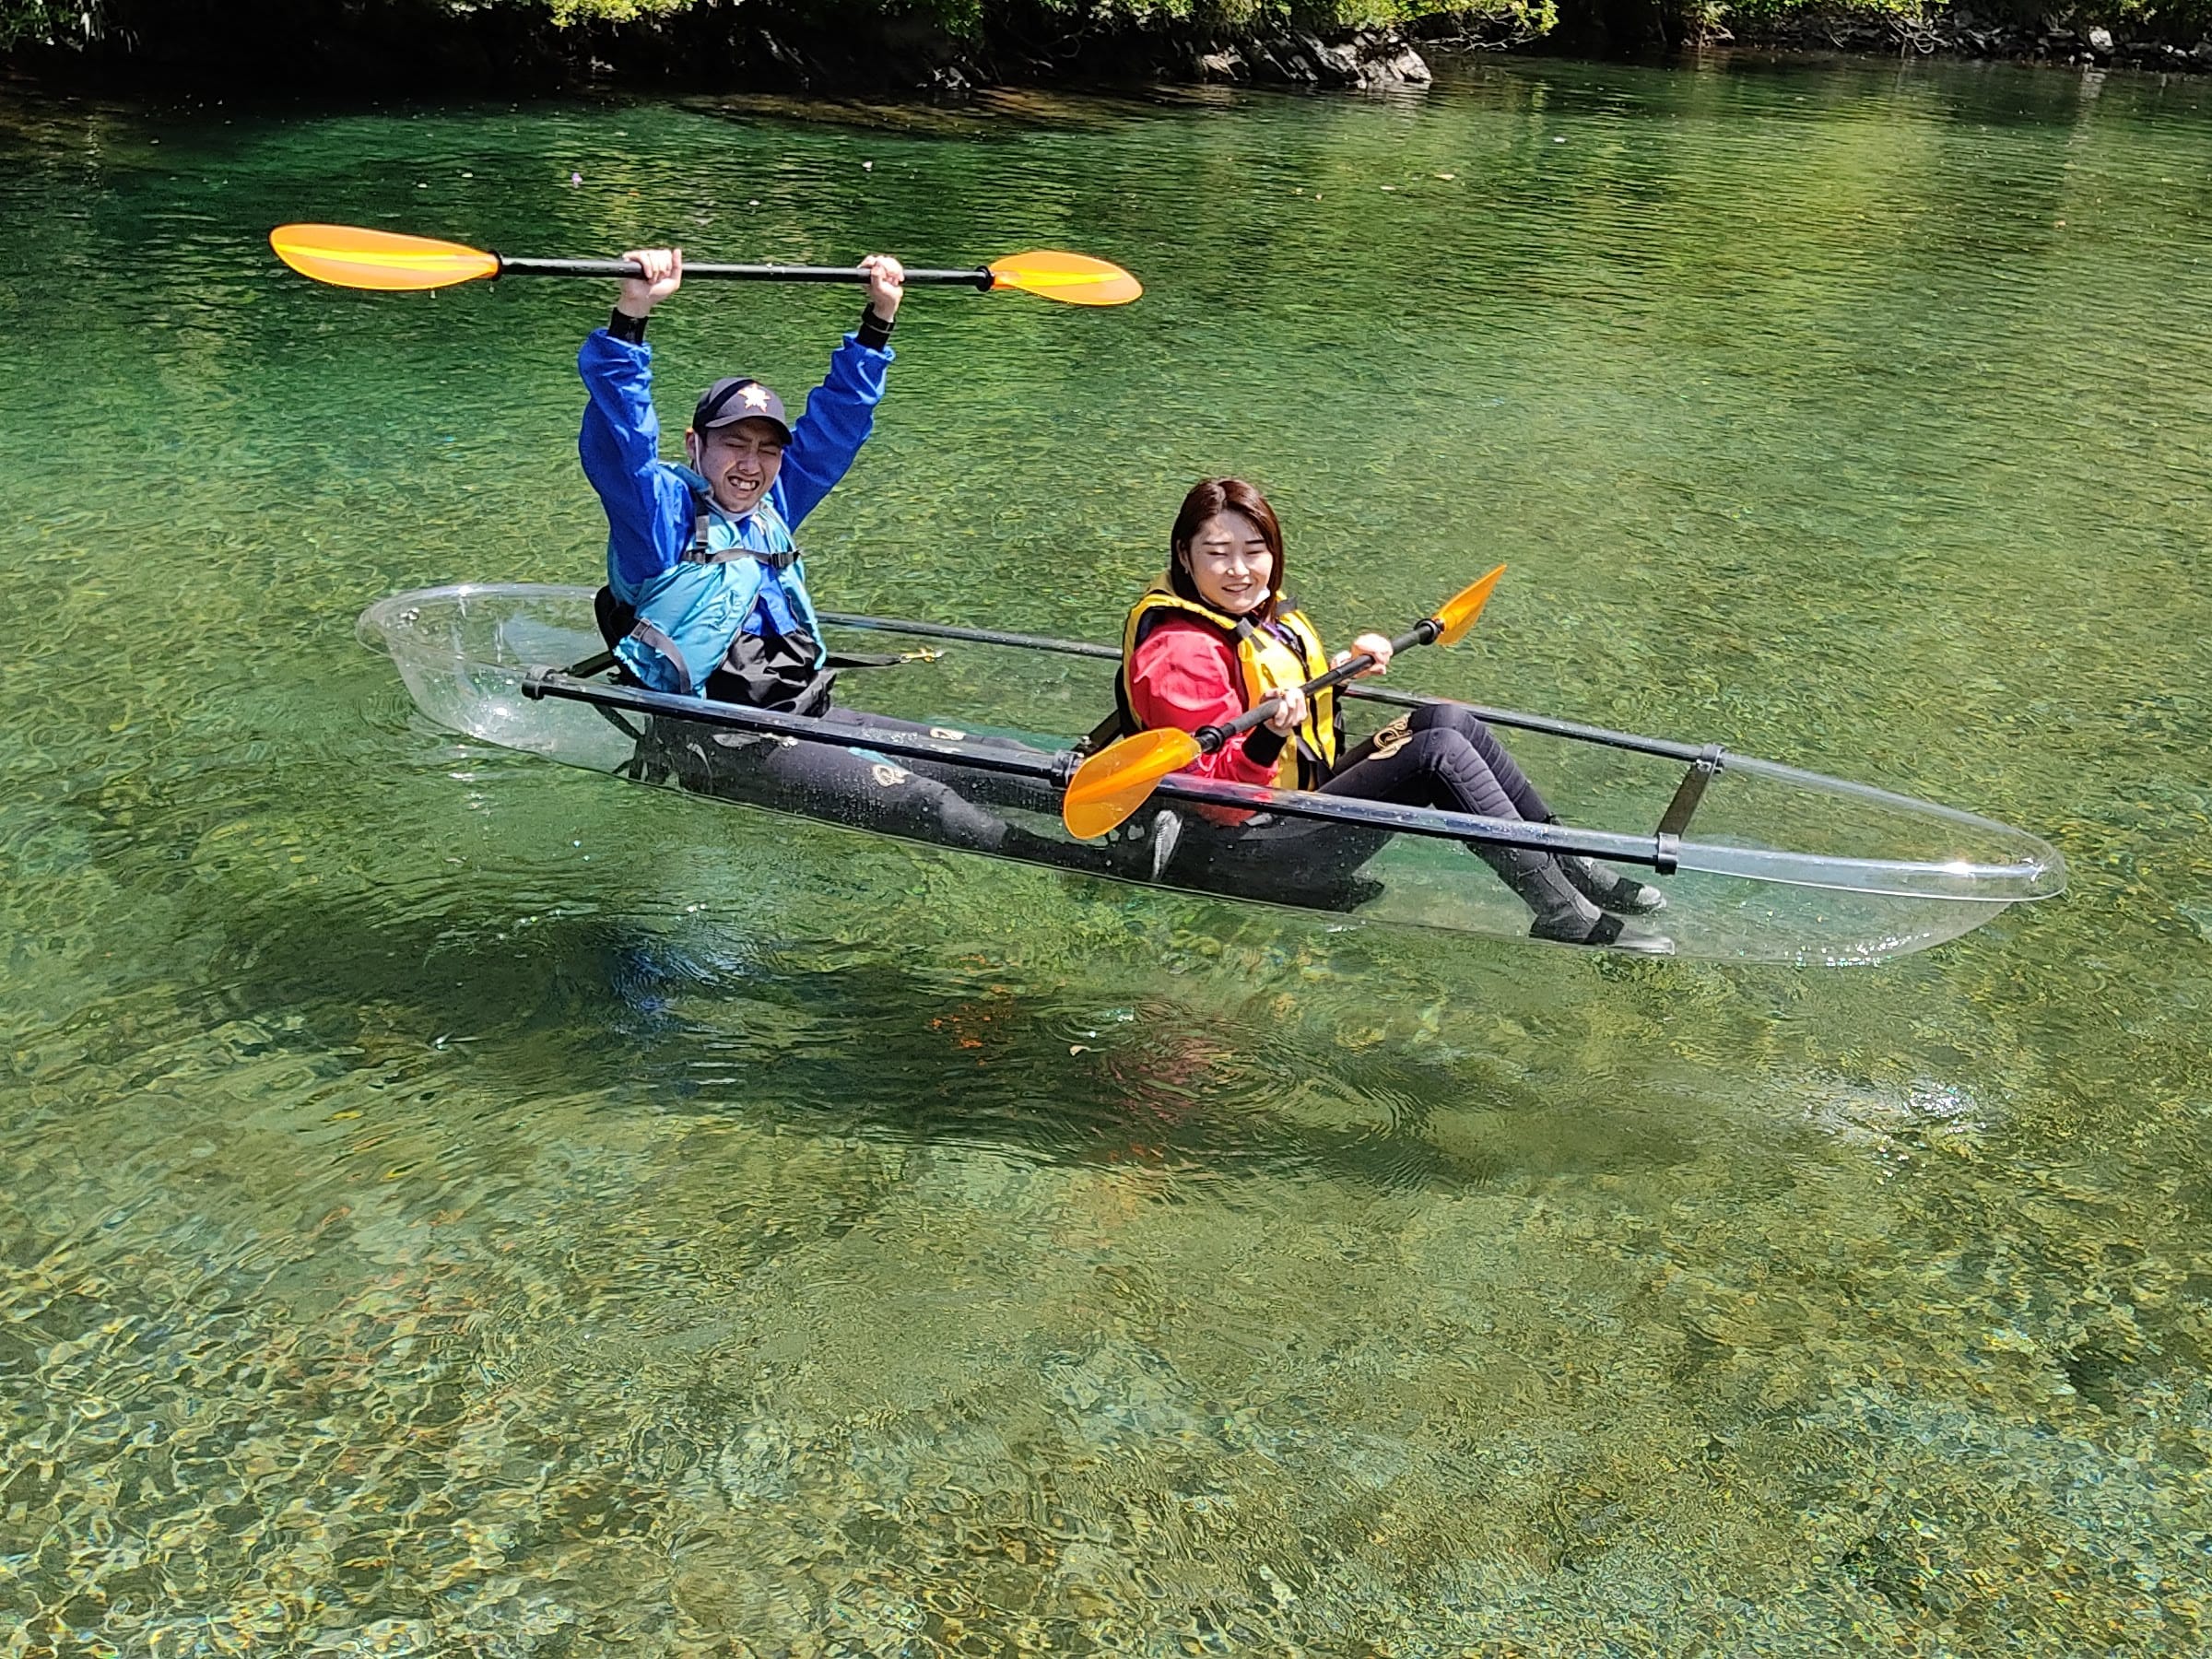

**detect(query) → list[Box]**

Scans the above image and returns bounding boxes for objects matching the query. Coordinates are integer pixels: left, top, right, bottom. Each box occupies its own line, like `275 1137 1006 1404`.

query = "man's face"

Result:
689 418 786 515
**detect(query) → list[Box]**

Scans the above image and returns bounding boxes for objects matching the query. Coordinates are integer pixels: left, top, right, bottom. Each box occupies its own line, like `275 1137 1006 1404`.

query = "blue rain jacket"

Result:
577 326 890 695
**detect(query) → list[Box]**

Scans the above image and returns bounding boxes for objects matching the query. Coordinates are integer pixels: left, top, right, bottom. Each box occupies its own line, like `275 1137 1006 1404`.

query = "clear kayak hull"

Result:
359 584 2065 965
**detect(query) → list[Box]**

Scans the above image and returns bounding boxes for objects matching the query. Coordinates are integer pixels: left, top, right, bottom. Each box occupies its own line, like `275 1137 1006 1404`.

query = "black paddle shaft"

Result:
494 255 994 289
1194 620 1438 753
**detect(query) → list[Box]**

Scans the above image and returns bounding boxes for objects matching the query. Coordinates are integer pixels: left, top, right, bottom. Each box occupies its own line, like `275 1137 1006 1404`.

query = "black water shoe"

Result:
1527 909 1676 955
1561 855 1668 915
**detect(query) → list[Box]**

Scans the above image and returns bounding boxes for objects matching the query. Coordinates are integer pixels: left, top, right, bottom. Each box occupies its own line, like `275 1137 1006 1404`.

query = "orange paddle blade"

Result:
1063 728 1201 839
986 250 1143 306
271 224 501 291
1432 563 1506 647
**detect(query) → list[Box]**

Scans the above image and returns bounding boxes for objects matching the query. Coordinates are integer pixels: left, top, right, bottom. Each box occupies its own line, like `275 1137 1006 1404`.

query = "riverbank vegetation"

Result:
5 0 2209 85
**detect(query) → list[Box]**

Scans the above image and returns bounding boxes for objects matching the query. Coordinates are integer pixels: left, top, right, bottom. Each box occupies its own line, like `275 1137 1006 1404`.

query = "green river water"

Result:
3 53 2210 1654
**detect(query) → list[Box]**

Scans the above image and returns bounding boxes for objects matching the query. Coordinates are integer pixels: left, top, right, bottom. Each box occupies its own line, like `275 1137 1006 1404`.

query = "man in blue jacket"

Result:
579 244 903 713
574 245 1168 876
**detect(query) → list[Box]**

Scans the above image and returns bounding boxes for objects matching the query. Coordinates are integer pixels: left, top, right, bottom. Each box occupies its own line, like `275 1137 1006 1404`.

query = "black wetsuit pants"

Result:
1320 701 1552 822
657 707 1041 850
633 702 1142 873
596 582 1109 865
1159 702 1574 914
1331 706 1642 930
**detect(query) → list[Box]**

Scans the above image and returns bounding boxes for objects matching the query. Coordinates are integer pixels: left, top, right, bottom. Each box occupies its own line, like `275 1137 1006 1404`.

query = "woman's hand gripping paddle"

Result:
269 225 1142 305
1061 564 1506 840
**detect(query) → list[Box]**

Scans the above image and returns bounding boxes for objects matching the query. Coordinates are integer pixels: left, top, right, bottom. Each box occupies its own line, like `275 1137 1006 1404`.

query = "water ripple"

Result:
4 57 2210 1652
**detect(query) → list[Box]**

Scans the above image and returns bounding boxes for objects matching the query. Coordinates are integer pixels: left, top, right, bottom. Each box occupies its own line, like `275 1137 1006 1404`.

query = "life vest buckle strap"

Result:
681 494 800 571
627 619 694 698
683 506 714 564
688 545 800 572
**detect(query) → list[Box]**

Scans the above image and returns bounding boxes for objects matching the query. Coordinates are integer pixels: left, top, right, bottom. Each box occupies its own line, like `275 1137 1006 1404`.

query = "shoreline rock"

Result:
1703 7 2212 73
1191 29 1435 90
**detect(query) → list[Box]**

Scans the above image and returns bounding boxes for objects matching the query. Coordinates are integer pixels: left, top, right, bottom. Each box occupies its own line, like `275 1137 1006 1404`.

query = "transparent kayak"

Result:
359 583 2065 965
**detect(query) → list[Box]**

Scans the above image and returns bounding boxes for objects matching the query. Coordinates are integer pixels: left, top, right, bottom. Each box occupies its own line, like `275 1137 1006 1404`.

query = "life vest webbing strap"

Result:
628 619 694 697
1236 614 1332 784
708 544 799 571
683 505 798 571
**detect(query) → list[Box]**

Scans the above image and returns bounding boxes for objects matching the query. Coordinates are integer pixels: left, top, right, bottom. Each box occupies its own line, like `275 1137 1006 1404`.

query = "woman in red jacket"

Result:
1116 477 1669 951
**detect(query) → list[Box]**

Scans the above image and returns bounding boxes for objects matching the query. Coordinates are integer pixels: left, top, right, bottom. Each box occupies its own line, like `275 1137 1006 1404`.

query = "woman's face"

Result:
1181 510 1274 617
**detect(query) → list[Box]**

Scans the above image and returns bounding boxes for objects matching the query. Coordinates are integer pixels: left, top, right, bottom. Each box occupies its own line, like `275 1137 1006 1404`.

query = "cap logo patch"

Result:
740 384 771 410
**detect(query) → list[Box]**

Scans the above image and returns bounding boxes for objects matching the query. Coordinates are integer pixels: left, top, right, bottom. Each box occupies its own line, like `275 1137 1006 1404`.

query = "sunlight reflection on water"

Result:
3 55 2210 1653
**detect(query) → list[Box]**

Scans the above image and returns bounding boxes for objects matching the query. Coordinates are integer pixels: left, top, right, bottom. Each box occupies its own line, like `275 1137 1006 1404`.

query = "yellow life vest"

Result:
1117 582 1339 791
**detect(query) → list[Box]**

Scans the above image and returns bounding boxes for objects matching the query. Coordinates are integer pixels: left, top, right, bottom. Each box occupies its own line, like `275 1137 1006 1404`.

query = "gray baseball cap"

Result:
692 376 792 442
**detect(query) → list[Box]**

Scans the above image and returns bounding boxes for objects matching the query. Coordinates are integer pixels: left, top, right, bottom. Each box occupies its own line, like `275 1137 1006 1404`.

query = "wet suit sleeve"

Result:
578 328 692 591
1127 622 1286 787
771 334 893 531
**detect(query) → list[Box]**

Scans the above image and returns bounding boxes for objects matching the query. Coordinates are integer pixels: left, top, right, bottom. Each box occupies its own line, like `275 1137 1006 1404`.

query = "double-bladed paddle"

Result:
1062 565 1507 840
269 223 1142 305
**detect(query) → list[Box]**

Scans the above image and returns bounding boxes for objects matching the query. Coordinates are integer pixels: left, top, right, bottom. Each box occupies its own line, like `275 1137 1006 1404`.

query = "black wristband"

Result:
856 305 895 351
608 308 649 345
1243 725 1288 769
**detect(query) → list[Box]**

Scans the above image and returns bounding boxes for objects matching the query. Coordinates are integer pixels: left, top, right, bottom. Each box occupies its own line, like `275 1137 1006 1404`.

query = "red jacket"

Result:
1124 616 1288 789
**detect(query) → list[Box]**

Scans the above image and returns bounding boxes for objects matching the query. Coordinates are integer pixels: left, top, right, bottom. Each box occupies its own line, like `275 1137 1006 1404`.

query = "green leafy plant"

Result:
2 0 88 47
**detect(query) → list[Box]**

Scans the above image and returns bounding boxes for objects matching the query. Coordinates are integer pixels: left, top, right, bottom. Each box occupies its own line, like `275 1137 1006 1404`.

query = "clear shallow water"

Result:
2 56 2209 1653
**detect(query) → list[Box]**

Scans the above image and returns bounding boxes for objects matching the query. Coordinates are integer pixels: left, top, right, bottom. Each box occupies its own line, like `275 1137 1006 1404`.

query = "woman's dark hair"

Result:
1169 477 1285 620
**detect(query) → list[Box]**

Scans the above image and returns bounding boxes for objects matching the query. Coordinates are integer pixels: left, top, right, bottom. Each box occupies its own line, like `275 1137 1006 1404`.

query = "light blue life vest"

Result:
608 466 826 698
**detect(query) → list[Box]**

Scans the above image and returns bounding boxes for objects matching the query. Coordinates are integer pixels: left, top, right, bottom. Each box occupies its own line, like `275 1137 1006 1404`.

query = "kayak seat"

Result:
594 584 632 653
591 584 907 693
